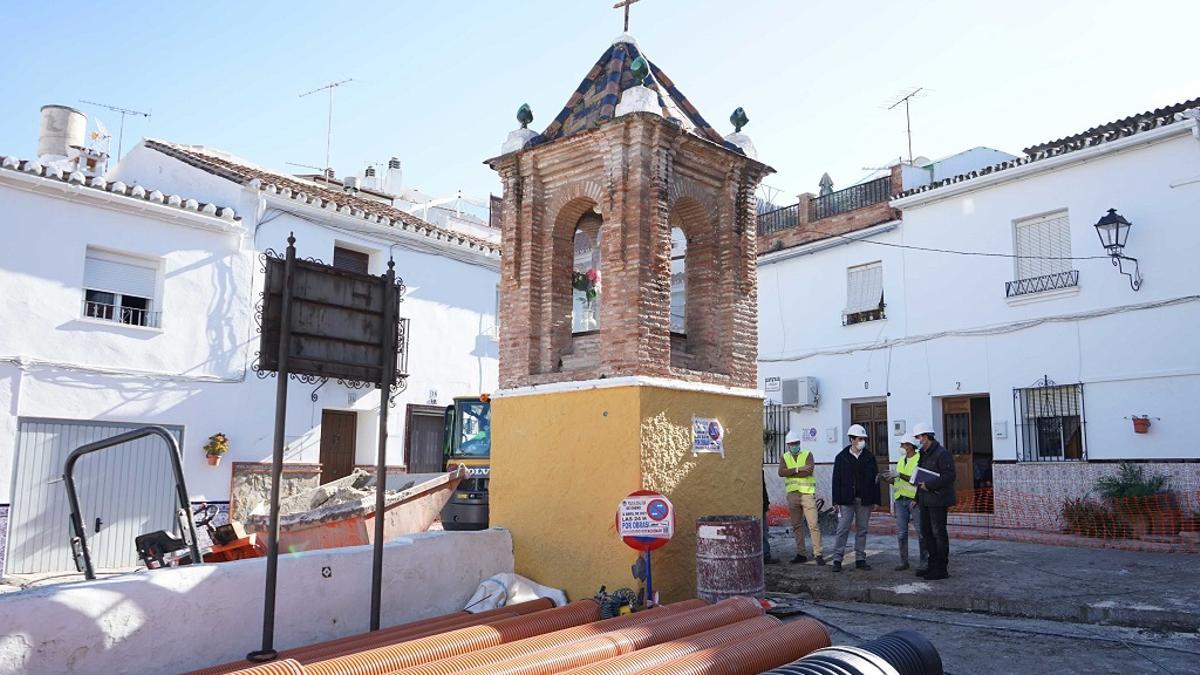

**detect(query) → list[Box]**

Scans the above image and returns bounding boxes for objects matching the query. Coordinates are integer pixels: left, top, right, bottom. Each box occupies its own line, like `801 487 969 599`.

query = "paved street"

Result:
766 526 1200 632
779 596 1200 675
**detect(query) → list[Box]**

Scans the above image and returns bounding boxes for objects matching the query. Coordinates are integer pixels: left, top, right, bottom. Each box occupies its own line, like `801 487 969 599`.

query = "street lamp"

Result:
1093 208 1142 291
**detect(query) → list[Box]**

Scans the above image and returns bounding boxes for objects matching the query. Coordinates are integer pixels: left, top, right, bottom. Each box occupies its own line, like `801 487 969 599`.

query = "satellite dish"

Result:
912 155 932 168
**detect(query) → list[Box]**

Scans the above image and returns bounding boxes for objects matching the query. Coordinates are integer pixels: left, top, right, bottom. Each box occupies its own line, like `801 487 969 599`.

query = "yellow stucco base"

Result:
490 383 762 603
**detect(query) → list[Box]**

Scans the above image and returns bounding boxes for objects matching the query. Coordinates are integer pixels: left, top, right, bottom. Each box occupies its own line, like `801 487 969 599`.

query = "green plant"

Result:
1094 462 1170 500
203 432 229 457
1060 496 1129 539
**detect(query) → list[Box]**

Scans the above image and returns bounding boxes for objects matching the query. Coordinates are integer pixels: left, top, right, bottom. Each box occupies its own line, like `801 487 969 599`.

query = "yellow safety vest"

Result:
782 450 816 494
894 453 921 500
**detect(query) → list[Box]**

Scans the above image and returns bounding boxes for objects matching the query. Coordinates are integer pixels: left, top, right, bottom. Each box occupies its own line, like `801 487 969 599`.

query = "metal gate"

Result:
6 419 184 575
763 402 787 464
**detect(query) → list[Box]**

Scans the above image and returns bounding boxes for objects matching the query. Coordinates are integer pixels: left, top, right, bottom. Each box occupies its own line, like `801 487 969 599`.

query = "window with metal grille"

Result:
333 246 370 274
82 248 159 328
844 261 885 325
1013 378 1086 462
1009 211 1079 297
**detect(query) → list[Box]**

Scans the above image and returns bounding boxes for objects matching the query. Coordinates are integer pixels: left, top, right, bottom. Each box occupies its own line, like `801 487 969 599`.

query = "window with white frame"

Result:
844 261 884 325
1008 211 1079 297
82 248 160 328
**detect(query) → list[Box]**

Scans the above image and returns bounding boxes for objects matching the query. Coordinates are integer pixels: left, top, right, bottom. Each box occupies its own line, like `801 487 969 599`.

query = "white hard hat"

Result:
911 422 935 438
847 423 868 438
898 435 918 447
785 429 804 445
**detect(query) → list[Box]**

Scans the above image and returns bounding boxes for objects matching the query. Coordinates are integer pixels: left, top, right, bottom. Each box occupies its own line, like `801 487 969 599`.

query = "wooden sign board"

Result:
259 257 401 384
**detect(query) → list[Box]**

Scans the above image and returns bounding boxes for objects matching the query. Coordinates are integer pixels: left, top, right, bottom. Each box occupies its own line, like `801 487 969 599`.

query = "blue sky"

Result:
2 1 1197 202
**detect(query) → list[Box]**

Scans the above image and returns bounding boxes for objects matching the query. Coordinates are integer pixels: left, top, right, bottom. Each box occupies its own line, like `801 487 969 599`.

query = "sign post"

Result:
616 490 674 606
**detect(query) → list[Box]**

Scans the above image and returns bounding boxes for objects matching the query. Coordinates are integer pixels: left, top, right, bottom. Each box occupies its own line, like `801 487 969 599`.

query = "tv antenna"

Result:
299 78 353 174
285 161 326 173
885 88 925 164
78 99 151 160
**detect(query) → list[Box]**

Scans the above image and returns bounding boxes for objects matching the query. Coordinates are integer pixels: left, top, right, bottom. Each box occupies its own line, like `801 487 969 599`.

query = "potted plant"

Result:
203 432 229 466
1095 462 1177 538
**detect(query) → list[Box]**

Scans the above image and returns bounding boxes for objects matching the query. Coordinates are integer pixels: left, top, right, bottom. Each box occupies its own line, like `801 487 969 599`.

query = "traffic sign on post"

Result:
617 489 675 551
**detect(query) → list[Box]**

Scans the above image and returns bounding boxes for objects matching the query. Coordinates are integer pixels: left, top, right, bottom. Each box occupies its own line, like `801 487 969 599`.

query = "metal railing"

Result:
83 300 161 328
1005 270 1080 298
1013 378 1087 462
757 203 801 236
809 176 892 221
763 402 788 464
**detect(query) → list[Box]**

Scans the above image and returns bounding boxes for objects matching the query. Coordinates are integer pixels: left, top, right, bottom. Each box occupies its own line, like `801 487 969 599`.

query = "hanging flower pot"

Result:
203 432 229 466
1132 416 1152 434
206 454 222 467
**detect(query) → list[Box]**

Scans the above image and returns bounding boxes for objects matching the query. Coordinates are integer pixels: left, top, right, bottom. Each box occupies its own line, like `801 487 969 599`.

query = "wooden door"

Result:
850 401 890 511
319 410 357 484
405 405 446 473
941 398 975 505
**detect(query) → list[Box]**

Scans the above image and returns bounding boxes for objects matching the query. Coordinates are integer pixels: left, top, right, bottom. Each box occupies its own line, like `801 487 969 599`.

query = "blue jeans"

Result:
894 497 927 565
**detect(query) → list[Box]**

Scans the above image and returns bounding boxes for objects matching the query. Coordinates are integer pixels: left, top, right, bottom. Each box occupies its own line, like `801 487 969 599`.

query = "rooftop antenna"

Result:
78 99 151 160
285 161 326 173
885 88 924 164
298 78 353 174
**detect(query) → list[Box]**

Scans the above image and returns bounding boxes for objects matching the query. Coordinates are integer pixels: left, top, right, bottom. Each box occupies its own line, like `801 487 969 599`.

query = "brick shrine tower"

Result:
485 34 773 602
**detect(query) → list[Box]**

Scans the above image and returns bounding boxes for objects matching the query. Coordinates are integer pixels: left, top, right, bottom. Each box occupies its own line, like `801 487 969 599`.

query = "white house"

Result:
0 109 501 577
759 97 1200 524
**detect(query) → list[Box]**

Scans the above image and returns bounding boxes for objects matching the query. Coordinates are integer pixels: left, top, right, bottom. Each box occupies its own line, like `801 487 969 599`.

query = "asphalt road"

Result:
774 595 1200 675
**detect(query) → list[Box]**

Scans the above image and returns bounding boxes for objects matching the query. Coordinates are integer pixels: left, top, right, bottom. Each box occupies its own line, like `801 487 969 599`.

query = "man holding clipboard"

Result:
911 423 956 580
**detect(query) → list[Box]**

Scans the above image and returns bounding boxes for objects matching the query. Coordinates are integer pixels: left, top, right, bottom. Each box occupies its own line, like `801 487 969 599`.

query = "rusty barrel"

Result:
695 515 764 603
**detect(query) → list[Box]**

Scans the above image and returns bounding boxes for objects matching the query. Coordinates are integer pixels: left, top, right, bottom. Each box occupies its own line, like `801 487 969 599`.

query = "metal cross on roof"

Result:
613 0 642 32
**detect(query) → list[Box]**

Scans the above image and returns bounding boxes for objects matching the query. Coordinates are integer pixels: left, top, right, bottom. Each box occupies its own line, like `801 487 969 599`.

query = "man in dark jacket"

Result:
763 478 779 564
829 424 879 572
912 423 956 580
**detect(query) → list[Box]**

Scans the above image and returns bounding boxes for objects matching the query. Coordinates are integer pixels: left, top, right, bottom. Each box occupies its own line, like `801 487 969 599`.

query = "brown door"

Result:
405 405 446 473
850 401 890 511
942 397 977 509
319 410 357 484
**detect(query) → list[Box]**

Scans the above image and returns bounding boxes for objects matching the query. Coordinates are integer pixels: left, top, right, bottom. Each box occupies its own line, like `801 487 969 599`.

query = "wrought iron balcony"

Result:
809 175 892 221
756 203 800 236
83 300 161 328
1005 270 1080 298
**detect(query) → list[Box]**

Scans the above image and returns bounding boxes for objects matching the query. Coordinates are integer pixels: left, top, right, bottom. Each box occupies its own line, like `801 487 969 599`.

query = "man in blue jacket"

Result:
911 423 957 580
830 424 879 572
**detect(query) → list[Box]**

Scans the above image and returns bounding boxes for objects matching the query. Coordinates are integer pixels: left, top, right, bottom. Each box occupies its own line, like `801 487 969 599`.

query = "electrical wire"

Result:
759 295 1200 363
803 227 1113 260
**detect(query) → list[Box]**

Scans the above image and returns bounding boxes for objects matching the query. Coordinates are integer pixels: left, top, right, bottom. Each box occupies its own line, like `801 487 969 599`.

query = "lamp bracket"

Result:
1111 254 1142 291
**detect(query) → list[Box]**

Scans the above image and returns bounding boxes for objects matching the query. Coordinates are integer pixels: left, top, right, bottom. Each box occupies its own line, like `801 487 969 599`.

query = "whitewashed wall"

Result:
759 124 1200 466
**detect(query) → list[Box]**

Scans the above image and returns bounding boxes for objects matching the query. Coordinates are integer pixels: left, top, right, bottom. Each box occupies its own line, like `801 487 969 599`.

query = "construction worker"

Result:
830 424 879 572
778 429 823 565
882 435 927 571
911 423 956 581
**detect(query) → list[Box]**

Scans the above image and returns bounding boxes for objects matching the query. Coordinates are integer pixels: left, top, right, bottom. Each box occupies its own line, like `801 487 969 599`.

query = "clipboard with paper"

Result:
911 467 940 486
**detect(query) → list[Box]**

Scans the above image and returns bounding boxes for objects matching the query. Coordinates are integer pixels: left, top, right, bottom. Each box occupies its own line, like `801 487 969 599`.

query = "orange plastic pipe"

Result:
447 597 764 675
392 600 709 675
646 619 831 675
226 659 306 674
305 599 601 675
558 615 780 675
192 599 553 674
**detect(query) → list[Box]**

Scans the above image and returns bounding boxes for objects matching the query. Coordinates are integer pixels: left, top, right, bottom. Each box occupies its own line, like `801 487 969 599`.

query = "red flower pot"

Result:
1132 417 1151 434
206 454 222 466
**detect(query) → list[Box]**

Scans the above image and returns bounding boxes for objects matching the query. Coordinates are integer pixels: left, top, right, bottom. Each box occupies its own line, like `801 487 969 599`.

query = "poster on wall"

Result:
692 417 725 457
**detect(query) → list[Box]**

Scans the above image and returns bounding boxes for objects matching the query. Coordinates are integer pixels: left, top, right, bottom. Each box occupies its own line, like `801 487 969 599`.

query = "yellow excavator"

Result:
440 395 491 530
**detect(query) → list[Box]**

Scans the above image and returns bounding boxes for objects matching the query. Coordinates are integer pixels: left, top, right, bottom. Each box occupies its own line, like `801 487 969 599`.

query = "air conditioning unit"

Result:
781 377 819 408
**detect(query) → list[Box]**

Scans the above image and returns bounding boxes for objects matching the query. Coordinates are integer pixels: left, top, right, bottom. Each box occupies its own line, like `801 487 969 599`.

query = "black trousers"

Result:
919 505 950 570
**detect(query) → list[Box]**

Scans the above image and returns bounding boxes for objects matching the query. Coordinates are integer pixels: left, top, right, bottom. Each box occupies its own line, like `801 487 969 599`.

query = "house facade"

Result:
1 116 501 577
759 98 1200 524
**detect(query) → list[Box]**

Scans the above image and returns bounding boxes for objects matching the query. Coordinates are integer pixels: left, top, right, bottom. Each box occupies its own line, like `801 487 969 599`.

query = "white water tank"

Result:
38 105 87 162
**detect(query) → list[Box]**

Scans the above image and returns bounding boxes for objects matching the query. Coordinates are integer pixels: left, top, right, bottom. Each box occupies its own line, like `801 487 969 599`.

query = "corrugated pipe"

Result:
200 600 552 674
762 630 943 675
447 596 763 675
650 619 832 675
305 600 601 675
225 659 306 674
558 615 780 675
393 600 707 675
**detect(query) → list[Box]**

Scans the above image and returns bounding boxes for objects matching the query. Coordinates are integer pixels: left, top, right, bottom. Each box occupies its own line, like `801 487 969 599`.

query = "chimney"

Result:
384 157 403 195
361 164 379 191
343 176 360 193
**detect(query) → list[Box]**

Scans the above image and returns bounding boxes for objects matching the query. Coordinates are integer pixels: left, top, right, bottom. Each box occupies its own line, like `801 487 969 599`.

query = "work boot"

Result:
914 566 930 577
832 561 842 572
855 560 871 571
924 568 950 581
894 562 909 571
815 555 826 566
764 555 781 565
790 554 806 564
